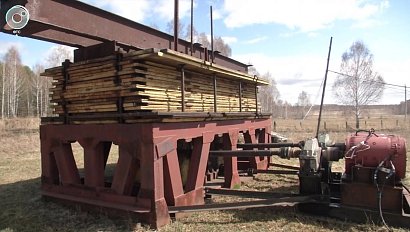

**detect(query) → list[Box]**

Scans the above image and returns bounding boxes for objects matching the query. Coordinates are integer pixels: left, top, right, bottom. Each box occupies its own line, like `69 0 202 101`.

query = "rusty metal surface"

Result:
41 112 271 124
40 118 271 228
341 183 403 213
0 0 248 72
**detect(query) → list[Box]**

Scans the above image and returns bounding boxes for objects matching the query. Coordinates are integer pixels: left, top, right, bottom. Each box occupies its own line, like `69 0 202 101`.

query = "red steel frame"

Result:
40 118 271 228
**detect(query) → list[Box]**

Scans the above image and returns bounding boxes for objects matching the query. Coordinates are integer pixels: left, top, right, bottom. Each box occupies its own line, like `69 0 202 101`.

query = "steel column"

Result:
223 130 241 188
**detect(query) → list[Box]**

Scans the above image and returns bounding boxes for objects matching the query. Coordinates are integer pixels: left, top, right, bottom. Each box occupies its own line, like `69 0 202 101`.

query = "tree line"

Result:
0 45 73 118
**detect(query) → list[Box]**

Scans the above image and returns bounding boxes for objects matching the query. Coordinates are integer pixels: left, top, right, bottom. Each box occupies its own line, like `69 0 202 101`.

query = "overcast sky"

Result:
1 0 409 105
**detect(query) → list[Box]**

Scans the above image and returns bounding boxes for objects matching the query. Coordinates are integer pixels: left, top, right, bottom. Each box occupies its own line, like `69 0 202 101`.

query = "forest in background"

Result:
0 45 73 118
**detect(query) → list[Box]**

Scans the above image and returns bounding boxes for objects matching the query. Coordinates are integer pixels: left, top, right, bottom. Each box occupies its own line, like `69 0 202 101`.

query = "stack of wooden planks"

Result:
42 48 268 119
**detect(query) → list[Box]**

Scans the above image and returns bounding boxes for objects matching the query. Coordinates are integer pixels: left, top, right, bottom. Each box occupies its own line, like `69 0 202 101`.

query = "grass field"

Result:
0 117 409 231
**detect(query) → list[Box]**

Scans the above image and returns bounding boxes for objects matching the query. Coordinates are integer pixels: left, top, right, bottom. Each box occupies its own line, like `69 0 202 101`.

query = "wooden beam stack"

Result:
42 48 268 119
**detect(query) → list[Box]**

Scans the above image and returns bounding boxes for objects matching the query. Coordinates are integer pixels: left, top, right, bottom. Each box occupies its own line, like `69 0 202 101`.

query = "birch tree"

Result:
297 91 311 119
332 41 384 129
3 47 23 118
41 45 73 116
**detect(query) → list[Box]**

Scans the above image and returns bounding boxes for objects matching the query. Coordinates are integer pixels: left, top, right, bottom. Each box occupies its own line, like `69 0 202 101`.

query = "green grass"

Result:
0 118 409 231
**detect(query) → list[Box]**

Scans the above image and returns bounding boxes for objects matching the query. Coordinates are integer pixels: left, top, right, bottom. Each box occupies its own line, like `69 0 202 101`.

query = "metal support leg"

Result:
223 129 241 188
53 142 81 185
79 139 106 188
111 143 139 195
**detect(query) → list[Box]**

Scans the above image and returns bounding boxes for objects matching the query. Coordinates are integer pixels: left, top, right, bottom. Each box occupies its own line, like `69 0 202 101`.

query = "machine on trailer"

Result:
1 0 409 229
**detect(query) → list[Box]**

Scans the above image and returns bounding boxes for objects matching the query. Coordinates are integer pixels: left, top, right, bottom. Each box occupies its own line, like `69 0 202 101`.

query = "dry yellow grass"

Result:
0 117 409 231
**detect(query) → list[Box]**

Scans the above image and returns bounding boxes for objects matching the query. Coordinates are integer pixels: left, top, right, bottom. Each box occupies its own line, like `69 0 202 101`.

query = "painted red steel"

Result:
40 118 271 228
345 132 407 179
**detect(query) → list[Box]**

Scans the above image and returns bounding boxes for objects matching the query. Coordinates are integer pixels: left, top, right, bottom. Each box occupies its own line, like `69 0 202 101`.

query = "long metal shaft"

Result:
209 150 280 157
237 143 301 149
316 37 333 138
174 0 179 51
190 0 193 55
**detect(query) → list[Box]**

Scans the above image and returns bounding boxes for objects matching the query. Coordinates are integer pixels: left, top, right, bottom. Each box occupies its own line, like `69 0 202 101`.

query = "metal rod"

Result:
174 0 179 51
209 150 279 157
316 36 333 138
213 74 217 112
255 76 258 113
405 84 407 121
237 143 301 149
205 188 299 199
239 81 242 112
210 5 214 63
269 163 300 170
181 65 185 112
190 0 194 56
256 170 299 175
168 195 318 213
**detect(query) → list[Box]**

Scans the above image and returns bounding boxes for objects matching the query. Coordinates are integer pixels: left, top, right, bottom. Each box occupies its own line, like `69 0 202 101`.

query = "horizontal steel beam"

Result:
0 0 248 72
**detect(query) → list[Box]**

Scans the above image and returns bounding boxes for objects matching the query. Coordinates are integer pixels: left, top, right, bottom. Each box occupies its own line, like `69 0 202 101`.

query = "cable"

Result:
373 156 394 231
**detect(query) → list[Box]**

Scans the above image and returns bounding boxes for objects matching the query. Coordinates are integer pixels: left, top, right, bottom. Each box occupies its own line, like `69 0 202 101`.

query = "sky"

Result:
1 0 409 105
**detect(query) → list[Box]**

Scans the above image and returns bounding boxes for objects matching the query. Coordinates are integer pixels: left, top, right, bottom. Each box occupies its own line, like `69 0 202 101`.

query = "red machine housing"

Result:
344 132 407 179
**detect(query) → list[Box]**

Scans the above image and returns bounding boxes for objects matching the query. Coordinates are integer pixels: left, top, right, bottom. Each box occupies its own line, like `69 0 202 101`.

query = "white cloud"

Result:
233 51 409 105
79 0 194 22
234 52 335 104
153 0 194 21
245 36 268 44
80 0 150 22
221 36 238 44
222 0 389 32
0 42 24 56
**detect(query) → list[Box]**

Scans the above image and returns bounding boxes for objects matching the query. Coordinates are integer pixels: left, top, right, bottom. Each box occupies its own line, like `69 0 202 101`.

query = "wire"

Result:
373 156 394 232
328 70 410 89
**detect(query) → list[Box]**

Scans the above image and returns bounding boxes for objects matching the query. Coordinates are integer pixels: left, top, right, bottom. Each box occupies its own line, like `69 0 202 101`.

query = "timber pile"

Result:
42 48 268 121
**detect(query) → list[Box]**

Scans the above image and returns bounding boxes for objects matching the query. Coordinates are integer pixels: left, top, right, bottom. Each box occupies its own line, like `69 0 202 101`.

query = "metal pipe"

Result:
405 84 407 121
213 74 217 112
316 36 332 138
239 81 242 112
181 65 185 112
256 170 299 175
174 0 179 51
190 0 194 55
254 76 258 113
237 143 301 149
210 5 214 63
209 150 279 157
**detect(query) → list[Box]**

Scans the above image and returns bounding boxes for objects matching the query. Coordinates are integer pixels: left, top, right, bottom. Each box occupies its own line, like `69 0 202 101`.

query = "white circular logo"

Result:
5 5 30 30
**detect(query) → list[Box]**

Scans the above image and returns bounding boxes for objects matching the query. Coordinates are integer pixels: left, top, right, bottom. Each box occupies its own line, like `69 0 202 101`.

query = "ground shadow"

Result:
0 168 149 231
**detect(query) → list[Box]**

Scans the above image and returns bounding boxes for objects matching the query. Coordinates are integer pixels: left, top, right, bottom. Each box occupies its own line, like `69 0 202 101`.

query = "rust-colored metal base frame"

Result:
40 118 271 228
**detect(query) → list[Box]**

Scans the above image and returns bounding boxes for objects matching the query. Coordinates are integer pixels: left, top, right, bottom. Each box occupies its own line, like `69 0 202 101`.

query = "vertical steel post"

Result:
181 65 185 112
405 84 407 121
213 74 217 112
254 76 258 114
174 0 179 51
190 0 194 56
210 6 214 63
239 81 242 112
316 37 333 138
